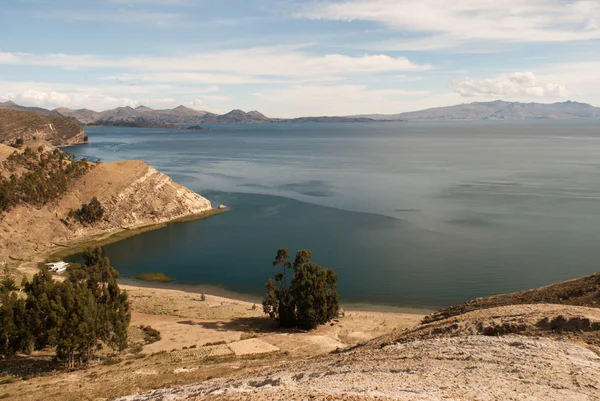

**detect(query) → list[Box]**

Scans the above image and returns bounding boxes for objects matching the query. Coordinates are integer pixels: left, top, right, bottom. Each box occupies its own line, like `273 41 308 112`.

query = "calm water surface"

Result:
67 121 600 308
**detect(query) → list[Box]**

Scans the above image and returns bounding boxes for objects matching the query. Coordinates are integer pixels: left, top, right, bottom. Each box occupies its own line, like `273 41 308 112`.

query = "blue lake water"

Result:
66 121 600 309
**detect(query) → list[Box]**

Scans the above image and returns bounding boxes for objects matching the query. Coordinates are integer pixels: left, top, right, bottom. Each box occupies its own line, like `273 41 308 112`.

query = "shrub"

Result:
200 292 206 302
102 357 121 366
140 325 161 343
69 196 104 225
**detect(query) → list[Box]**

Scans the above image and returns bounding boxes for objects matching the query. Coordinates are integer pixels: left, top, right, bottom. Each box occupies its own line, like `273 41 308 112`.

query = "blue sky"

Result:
1 0 599 117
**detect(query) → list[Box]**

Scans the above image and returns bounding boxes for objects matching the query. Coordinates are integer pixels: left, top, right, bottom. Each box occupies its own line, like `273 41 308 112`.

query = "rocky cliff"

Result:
0 109 86 146
0 146 212 263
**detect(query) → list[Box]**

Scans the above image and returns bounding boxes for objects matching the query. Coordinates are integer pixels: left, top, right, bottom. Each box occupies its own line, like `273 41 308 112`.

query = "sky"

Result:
1 0 599 117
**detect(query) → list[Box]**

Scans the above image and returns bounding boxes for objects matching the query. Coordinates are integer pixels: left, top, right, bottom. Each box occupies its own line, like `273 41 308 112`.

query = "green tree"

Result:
262 249 339 330
0 267 17 293
54 281 98 369
76 247 130 351
71 197 104 225
0 247 130 366
24 269 61 350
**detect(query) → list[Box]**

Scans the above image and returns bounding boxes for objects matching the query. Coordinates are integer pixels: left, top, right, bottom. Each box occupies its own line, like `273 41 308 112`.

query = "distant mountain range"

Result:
354 100 600 121
1 100 600 126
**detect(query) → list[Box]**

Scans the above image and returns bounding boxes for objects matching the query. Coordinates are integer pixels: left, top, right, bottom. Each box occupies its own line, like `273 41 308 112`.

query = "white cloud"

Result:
0 81 225 112
252 84 435 117
298 0 600 48
0 46 430 83
536 61 600 105
452 72 569 98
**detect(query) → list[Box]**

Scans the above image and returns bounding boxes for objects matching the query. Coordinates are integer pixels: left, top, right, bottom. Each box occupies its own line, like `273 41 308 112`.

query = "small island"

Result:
137 272 176 282
187 125 208 130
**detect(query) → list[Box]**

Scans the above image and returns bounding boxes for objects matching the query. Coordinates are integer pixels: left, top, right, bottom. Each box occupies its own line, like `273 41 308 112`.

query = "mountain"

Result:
51 104 373 125
5 100 599 126
0 100 57 116
55 107 104 124
276 116 379 123
356 100 600 121
56 104 212 125
0 109 86 146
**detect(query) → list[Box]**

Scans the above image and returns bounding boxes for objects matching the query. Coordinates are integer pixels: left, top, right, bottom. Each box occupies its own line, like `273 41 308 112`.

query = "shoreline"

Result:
48 207 228 260
19 204 431 316
119 277 434 315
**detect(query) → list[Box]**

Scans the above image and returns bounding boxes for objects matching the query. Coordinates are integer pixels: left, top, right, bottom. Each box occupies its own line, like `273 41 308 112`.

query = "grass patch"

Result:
136 273 175 283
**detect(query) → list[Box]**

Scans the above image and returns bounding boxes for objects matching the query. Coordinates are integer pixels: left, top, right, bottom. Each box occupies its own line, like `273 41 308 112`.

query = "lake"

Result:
66 120 600 309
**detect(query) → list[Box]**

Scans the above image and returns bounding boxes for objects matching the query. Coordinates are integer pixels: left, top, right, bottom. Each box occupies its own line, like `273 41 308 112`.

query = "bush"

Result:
69 196 104 225
140 325 161 343
102 357 121 366
262 249 339 330
10 138 24 148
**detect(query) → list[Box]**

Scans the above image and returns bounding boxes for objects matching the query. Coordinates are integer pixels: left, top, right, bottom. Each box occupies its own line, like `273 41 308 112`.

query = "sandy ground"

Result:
124 284 423 357
0 283 423 401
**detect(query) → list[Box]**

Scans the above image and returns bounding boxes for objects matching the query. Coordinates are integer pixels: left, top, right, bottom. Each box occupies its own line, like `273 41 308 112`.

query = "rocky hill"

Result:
117 273 600 400
0 100 57 116
58 105 212 125
0 143 212 263
357 100 600 121
0 109 86 146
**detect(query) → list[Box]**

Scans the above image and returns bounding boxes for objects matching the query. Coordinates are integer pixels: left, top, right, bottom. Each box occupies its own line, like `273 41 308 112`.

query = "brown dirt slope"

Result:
424 272 600 323
0 109 86 146
0 159 212 263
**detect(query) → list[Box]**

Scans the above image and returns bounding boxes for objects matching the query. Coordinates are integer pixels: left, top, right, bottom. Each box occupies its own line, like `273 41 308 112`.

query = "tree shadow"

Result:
177 316 303 334
0 354 58 378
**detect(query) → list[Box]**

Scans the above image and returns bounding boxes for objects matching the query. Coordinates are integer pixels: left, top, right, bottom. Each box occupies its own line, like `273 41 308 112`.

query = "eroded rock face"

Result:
73 161 212 227
0 160 212 263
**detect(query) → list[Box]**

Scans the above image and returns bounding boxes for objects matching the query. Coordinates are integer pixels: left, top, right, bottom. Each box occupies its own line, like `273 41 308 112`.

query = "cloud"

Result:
0 46 430 84
0 81 225 112
452 72 569 98
298 0 600 48
252 84 436 117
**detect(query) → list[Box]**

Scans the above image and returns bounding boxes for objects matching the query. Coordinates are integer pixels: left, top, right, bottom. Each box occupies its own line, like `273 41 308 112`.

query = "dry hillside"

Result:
0 143 212 263
424 273 600 323
0 109 86 146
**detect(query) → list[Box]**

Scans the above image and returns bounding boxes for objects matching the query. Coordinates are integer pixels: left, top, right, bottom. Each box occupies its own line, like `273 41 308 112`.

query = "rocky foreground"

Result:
119 335 599 401
117 277 600 401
